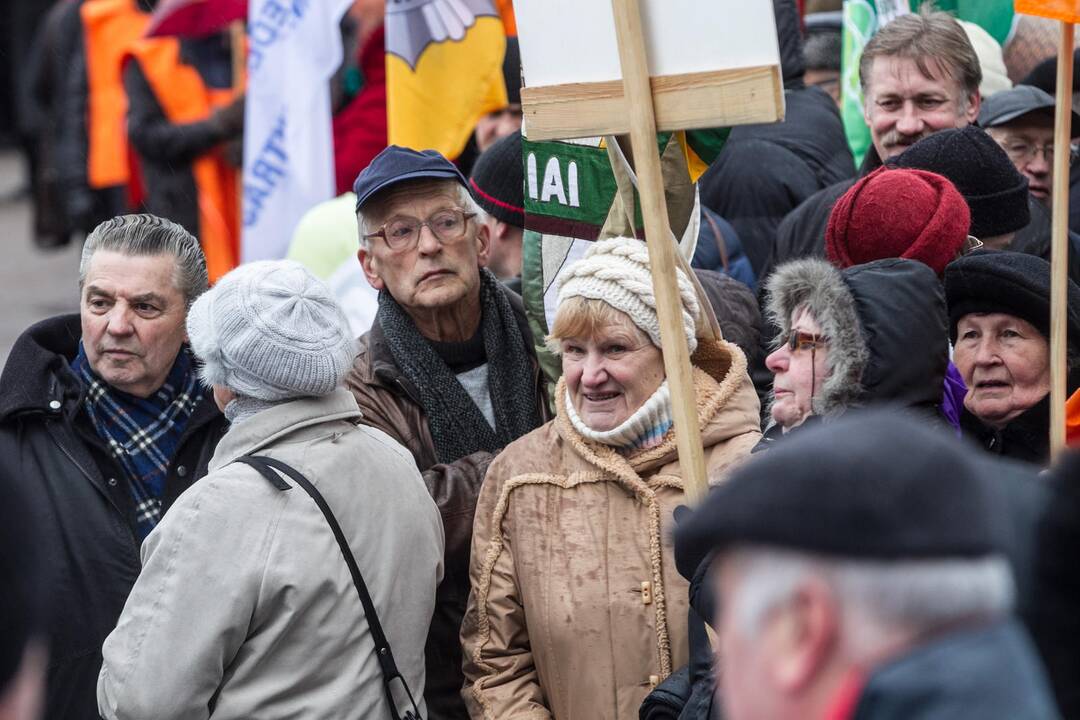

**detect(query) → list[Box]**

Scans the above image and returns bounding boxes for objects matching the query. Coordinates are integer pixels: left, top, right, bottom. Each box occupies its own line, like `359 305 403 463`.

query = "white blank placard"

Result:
515 0 782 87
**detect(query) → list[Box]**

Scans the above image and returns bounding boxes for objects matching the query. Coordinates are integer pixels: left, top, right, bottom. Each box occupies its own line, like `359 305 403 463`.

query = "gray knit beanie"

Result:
557 236 700 352
187 260 357 401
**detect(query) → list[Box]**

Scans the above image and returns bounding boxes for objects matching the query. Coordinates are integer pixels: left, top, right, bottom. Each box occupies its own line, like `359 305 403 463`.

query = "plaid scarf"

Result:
71 344 200 540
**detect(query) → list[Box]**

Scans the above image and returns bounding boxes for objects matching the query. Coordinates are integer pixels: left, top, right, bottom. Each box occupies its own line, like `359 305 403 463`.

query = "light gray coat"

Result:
98 389 444 720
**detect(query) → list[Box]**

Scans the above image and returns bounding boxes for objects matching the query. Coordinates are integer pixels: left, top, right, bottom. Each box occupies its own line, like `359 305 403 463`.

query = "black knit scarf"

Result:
377 269 541 463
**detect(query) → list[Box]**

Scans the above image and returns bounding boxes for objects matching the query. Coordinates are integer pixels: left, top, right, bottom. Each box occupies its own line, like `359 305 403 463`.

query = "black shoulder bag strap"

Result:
234 455 422 720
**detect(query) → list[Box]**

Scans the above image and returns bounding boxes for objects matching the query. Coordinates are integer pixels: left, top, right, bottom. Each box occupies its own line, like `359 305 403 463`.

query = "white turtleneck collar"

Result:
565 380 674 453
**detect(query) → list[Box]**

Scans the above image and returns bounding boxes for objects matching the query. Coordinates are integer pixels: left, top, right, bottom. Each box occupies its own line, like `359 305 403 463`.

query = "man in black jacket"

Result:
770 9 982 278
697 0 855 281
0 214 227 720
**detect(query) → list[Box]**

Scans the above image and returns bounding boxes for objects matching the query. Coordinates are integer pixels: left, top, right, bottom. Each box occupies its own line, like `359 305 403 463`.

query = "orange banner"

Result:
1015 0 1080 22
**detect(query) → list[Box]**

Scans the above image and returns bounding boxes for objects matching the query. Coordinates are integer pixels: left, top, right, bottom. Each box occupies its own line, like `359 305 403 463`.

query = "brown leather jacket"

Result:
346 290 550 720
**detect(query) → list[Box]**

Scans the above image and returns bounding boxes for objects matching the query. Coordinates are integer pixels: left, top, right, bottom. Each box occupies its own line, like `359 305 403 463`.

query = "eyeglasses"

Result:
364 207 476 252
785 331 827 353
999 140 1080 166
961 235 984 256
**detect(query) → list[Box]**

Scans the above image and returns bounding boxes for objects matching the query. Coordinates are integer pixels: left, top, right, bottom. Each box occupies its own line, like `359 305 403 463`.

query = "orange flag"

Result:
1015 0 1080 21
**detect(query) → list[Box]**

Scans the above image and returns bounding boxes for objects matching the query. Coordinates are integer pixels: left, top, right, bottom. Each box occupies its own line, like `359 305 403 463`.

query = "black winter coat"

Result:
697 0 855 278
771 162 1080 287
0 314 227 720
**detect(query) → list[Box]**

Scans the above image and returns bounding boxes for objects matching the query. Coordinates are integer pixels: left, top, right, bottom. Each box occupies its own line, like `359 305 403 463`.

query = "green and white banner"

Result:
520 130 727 387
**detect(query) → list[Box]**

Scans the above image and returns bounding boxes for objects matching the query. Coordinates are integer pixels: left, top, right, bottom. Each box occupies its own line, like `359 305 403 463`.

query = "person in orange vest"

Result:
1068 388 1080 447
60 0 152 234
123 29 244 282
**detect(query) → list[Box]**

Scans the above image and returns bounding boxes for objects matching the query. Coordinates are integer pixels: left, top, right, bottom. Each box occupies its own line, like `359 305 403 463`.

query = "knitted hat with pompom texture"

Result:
556 236 700 353
186 260 357 401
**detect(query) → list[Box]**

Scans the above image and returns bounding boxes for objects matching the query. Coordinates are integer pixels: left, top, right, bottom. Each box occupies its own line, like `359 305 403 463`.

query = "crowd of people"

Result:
4 2 1080 720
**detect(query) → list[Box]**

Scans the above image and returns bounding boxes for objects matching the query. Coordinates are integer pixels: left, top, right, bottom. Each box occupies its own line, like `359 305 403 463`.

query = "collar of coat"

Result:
553 336 761 495
209 389 363 471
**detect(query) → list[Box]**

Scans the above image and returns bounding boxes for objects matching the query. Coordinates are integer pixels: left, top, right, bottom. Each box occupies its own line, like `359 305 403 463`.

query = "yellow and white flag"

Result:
385 0 508 158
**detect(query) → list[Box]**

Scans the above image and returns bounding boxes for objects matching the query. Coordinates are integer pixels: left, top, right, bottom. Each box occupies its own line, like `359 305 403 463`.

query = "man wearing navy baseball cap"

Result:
345 145 549 719
980 85 1080 206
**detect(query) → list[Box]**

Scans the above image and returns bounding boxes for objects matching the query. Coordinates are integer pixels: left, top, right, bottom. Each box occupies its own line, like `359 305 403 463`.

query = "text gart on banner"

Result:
1014 0 1080 22
513 0 785 141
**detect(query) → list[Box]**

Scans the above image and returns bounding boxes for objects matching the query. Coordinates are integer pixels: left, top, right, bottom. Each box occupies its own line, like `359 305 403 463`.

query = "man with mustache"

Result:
770 9 982 274
0 214 228 720
347 146 549 719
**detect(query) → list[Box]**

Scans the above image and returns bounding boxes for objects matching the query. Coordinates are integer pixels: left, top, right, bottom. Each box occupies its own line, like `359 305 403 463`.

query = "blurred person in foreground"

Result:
461 237 761 719
946 251 1080 466
98 260 443 719
674 412 1060 720
0 214 226 720
0 455 48 720
349 145 548 718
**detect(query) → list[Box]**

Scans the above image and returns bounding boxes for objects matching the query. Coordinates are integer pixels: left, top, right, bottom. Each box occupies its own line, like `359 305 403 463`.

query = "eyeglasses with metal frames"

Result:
363 207 477 252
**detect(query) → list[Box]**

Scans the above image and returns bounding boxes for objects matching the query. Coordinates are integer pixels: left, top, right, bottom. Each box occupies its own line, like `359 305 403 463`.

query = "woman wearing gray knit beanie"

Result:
461 237 762 719
98 261 444 720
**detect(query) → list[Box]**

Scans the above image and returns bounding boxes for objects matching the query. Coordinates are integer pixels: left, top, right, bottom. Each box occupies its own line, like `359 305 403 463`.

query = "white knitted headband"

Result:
557 237 699 353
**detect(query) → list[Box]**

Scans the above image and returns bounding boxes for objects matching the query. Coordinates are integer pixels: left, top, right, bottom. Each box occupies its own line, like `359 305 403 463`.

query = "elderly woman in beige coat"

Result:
460 237 762 719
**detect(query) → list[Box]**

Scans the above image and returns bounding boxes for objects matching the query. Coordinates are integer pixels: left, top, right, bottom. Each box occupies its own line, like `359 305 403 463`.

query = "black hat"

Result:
469 132 524 228
1021 50 1080 95
978 84 1080 128
674 411 1003 581
944 249 1080 345
352 145 468 212
891 126 1030 238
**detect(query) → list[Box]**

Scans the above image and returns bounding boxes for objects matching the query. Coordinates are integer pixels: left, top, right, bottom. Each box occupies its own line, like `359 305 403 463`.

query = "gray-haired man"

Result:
347 145 549 719
0 214 228 720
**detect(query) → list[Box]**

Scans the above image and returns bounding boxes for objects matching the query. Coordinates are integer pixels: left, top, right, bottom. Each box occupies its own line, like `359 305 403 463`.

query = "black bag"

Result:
235 455 423 720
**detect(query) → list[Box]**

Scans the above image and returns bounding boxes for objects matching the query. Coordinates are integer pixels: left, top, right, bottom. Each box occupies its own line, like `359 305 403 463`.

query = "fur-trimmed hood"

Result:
765 257 948 417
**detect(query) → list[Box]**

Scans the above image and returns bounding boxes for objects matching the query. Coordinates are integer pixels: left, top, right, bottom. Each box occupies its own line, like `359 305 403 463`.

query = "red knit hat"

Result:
825 166 970 277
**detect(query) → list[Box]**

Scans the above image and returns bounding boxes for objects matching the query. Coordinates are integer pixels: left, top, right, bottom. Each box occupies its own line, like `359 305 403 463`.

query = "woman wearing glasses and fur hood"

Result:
758 256 951 447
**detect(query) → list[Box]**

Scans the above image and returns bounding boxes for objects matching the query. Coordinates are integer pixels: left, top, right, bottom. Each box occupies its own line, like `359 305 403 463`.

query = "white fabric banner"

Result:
241 0 352 262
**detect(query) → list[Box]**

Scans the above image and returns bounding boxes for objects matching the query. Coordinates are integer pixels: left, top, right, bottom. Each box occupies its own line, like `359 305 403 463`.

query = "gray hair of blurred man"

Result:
355 178 488 251
724 545 1015 662
79 214 209 308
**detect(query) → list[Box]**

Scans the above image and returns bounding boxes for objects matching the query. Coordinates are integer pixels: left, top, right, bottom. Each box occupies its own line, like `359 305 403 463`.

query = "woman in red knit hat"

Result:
825 166 973 277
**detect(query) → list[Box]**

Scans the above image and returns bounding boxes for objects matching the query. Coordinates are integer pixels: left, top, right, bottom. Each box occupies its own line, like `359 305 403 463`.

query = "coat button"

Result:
48 400 62 411
641 581 653 605
107 477 118 487
649 674 660 688
176 465 188 478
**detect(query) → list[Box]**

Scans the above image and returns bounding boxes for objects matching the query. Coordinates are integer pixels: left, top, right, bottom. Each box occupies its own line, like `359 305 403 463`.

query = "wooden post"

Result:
611 0 708 503
1051 21 1073 463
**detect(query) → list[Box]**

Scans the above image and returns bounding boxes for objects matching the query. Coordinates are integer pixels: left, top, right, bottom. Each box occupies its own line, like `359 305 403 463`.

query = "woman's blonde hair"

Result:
545 296 649 355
